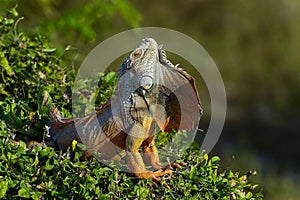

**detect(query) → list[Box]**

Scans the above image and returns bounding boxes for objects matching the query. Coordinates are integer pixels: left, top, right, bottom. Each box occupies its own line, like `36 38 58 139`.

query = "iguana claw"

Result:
162 162 185 171
137 169 172 182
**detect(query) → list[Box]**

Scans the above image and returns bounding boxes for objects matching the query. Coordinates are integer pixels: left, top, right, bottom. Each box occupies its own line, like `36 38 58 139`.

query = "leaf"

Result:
45 159 54 170
245 192 253 198
189 165 196 179
0 181 8 198
138 187 150 198
0 52 14 76
8 5 19 17
103 72 117 83
42 90 52 106
18 188 31 198
203 153 209 162
72 140 78 151
18 140 27 149
32 192 42 200
4 18 14 25
42 48 56 53
210 156 220 164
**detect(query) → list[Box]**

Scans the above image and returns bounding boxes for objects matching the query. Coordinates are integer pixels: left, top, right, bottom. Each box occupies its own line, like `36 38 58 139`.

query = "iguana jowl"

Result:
47 38 202 181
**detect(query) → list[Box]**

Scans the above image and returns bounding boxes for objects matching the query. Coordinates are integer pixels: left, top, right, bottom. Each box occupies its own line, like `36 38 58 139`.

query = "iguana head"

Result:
130 38 159 90
118 38 159 92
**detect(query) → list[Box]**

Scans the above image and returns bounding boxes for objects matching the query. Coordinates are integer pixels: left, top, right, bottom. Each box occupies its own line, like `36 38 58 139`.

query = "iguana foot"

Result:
26 140 47 148
137 169 172 182
162 162 185 171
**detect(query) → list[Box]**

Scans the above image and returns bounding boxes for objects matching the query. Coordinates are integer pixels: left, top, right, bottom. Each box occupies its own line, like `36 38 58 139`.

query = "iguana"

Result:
46 38 202 181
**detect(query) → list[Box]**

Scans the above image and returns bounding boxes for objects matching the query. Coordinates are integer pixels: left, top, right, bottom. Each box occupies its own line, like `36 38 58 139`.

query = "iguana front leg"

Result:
126 123 171 181
142 136 185 172
142 136 162 170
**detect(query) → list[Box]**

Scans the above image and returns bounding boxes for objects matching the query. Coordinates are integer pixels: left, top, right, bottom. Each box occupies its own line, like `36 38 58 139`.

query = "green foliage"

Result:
0 9 263 199
0 129 263 199
0 9 74 141
72 71 117 115
0 0 141 48
36 0 141 44
0 9 119 140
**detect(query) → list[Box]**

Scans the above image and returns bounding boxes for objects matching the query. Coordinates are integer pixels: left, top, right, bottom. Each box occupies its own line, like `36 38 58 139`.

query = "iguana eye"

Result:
132 48 143 59
140 75 153 90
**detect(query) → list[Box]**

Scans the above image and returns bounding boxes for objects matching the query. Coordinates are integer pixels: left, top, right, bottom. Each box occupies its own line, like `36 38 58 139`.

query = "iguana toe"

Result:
162 162 185 170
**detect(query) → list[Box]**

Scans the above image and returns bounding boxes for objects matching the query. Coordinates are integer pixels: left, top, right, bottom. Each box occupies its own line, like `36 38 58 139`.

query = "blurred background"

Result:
1 0 300 199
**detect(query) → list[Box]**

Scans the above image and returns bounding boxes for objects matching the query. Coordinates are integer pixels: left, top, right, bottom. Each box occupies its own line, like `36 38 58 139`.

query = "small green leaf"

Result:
210 156 220 164
45 159 54 170
8 5 19 17
42 48 56 53
189 165 196 179
32 192 42 200
18 188 31 198
4 18 14 24
203 153 208 162
0 53 14 76
245 192 253 198
0 181 8 198
138 187 150 198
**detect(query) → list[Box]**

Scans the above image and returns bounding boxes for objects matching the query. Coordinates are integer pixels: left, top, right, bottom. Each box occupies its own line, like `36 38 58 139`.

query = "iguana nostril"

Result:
140 75 153 90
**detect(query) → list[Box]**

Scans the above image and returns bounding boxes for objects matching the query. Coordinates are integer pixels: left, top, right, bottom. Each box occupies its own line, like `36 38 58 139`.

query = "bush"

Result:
0 130 263 199
0 9 263 199
0 7 74 142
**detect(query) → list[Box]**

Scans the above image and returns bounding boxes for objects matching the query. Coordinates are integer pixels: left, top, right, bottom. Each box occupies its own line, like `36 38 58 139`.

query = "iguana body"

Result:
47 38 202 181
